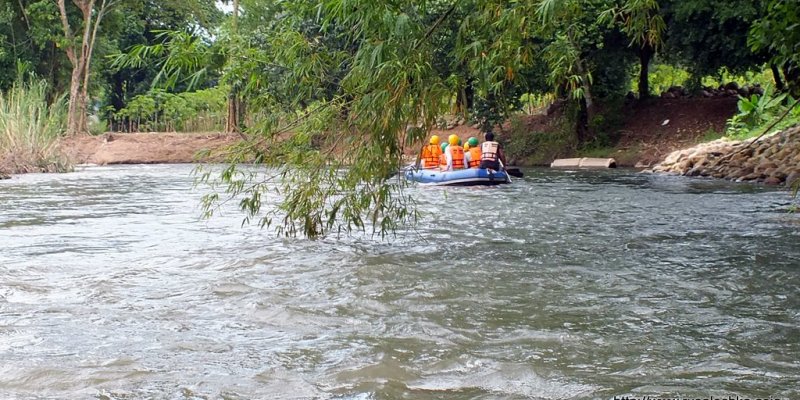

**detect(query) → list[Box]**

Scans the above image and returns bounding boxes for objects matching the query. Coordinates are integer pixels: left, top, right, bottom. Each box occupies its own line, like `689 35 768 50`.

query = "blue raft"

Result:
404 167 511 186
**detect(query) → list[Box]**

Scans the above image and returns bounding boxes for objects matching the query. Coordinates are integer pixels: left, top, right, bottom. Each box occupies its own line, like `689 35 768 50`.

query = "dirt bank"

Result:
617 97 738 166
62 132 240 165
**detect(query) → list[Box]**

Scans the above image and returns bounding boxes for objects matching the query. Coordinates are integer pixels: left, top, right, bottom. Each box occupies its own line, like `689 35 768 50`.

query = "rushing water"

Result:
1 164 799 400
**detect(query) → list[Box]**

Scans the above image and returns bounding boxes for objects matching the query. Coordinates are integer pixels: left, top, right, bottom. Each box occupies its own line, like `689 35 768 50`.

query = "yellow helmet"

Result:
448 134 459 146
430 135 440 145
463 143 470 150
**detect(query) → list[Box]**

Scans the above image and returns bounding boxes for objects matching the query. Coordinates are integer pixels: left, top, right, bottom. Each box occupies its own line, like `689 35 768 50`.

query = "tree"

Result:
56 0 118 135
223 0 242 134
600 0 665 99
749 0 800 95
100 0 221 129
197 0 454 238
662 0 768 86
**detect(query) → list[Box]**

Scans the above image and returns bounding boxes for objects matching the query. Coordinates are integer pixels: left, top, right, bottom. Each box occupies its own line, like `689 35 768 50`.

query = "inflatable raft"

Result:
404 167 511 186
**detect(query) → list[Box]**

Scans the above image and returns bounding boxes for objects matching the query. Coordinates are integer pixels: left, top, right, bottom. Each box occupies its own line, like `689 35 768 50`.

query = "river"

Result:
1 164 798 399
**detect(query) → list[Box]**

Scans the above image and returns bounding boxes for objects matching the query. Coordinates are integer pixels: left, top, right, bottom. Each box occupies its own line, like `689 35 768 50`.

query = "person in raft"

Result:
463 137 481 168
444 134 466 171
419 135 442 169
479 131 507 171
439 142 449 169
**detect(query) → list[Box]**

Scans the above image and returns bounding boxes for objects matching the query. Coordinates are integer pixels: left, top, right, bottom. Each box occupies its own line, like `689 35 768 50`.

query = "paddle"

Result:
506 167 524 178
498 160 513 184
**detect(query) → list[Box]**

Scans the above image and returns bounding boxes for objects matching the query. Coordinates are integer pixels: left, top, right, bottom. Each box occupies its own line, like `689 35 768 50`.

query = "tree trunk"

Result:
465 78 474 111
771 64 785 92
577 96 589 143
79 0 112 134
57 0 114 135
232 0 239 31
638 44 654 100
57 0 94 135
574 60 593 142
783 62 800 97
226 86 240 134
225 0 241 134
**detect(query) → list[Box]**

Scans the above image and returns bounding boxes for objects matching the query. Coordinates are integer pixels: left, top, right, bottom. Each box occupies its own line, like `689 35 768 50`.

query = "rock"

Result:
741 172 762 181
753 86 765 96
756 161 779 172
662 150 684 165
661 91 676 99
0 173 9 180
651 124 800 185
675 160 691 172
738 88 749 97
668 86 685 97
701 90 713 98
770 170 788 181
786 171 800 188
724 82 740 91
686 167 703 177
726 168 751 180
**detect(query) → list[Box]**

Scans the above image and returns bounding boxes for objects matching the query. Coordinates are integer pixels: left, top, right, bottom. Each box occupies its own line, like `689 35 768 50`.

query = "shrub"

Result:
0 79 70 174
725 86 799 140
504 115 578 165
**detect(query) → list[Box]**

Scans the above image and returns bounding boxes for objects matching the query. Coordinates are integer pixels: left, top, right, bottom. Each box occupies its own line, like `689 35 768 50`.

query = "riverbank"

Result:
501 97 738 167
61 132 240 166
0 97 738 178
648 124 800 187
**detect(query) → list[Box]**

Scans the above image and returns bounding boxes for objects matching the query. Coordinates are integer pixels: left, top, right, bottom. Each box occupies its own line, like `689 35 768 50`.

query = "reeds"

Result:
0 79 71 174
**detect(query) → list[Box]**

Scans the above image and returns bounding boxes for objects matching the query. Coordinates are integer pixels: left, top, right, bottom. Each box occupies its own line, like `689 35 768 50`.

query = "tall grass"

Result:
0 79 71 174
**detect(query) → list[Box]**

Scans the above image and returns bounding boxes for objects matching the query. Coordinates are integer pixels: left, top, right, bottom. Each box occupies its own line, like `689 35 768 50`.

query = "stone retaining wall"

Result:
649 124 800 187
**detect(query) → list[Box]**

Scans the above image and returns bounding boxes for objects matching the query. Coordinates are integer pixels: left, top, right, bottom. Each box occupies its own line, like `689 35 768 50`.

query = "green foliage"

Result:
588 111 624 144
0 77 70 173
88 116 108 136
696 128 725 143
113 87 226 132
196 0 455 238
700 67 775 89
591 31 638 99
748 0 800 94
726 88 799 139
749 0 800 69
599 0 665 50
663 0 769 79
519 92 556 114
111 30 216 92
645 64 690 94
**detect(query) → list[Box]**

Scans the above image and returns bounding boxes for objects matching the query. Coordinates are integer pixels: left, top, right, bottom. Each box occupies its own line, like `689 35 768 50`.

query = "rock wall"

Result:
649 124 800 187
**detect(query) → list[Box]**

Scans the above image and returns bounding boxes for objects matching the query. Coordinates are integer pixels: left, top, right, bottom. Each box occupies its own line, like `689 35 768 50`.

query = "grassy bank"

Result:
0 80 71 176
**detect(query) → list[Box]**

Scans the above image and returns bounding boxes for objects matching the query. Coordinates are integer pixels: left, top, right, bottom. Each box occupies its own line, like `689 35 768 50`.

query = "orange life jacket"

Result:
439 152 447 167
421 144 441 169
468 147 481 168
450 145 465 169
